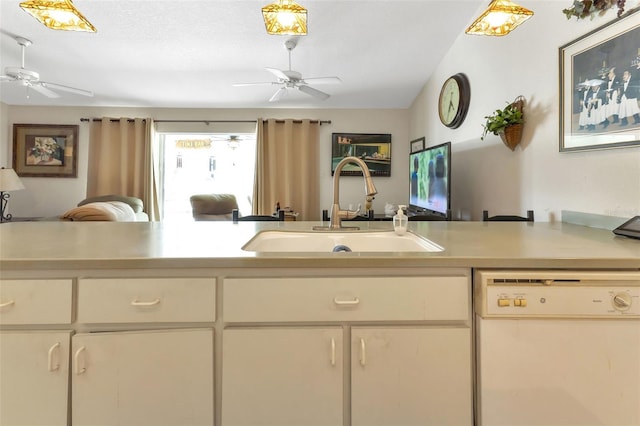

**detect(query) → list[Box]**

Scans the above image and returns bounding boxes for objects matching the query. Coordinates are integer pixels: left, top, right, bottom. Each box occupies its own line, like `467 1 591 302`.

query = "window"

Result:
157 132 256 222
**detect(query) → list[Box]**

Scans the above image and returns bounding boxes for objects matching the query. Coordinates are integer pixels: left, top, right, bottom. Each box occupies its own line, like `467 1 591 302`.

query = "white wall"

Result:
1 106 409 218
410 2 640 222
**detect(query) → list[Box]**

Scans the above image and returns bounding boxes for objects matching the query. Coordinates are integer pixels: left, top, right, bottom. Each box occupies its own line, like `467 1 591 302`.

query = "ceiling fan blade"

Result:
298 85 330 101
233 81 276 87
265 67 290 81
30 84 60 98
41 81 93 97
269 87 287 102
303 76 342 85
0 75 16 82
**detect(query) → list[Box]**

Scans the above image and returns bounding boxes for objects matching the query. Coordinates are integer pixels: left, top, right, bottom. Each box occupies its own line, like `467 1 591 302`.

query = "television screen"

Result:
409 141 451 220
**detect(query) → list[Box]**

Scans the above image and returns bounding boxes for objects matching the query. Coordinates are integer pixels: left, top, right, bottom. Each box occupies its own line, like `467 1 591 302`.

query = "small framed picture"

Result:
13 124 78 177
410 137 425 153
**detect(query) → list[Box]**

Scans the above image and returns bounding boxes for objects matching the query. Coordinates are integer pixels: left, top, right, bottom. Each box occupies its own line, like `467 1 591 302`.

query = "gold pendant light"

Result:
20 0 97 33
262 0 307 36
466 0 533 36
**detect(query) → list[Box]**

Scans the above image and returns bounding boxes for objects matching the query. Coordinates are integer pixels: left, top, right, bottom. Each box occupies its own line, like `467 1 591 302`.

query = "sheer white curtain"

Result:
254 119 320 220
87 117 160 221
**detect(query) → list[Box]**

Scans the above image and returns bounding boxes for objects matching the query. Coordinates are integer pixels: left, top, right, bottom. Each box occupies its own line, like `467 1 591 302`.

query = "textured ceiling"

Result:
0 0 484 108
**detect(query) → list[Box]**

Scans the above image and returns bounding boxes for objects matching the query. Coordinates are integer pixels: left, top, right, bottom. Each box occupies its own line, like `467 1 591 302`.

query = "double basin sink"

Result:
242 229 444 253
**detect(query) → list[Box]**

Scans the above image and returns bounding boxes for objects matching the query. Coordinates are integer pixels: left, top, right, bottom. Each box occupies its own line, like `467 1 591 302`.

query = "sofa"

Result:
61 195 149 222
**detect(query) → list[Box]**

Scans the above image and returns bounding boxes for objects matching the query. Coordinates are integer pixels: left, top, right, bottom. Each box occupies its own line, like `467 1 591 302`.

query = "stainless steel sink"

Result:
242 230 444 253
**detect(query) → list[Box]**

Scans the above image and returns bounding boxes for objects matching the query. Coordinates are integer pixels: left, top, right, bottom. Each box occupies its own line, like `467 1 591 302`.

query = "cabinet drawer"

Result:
0 279 73 325
77 278 216 323
224 276 469 323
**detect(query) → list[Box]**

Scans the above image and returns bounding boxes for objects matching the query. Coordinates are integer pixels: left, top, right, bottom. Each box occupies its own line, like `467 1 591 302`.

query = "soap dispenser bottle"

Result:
393 205 408 235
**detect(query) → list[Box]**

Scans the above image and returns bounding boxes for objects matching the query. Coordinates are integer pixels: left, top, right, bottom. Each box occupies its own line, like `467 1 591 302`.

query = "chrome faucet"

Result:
328 156 378 230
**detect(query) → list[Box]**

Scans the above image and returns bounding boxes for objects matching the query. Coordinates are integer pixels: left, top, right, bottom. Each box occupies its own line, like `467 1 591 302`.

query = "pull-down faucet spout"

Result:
329 156 378 230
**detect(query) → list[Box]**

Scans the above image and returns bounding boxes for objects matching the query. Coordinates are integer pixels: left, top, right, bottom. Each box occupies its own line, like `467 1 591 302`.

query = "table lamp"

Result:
0 167 25 223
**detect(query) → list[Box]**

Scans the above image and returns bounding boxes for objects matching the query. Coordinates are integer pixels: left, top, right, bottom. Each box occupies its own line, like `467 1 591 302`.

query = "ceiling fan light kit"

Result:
465 0 533 36
262 0 307 35
19 0 97 32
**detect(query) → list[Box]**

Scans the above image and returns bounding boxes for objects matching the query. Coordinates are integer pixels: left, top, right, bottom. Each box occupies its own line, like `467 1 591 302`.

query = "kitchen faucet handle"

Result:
341 208 360 220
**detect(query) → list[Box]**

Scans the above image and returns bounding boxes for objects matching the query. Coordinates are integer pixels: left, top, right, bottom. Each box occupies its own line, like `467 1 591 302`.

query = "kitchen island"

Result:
1 220 638 426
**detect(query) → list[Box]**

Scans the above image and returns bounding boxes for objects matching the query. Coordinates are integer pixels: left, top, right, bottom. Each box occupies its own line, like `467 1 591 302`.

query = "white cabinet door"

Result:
351 326 472 426
72 328 214 426
0 331 70 426
222 327 343 426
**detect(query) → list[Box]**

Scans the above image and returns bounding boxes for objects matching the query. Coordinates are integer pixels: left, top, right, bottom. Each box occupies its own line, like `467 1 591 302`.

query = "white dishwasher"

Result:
475 270 640 426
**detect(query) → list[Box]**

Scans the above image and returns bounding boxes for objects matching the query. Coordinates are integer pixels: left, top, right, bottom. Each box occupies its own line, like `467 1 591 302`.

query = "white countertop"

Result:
0 220 638 270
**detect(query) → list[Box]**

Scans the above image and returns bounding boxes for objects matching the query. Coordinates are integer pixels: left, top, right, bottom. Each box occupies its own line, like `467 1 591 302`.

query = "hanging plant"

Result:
481 96 526 151
562 0 626 20
481 103 524 141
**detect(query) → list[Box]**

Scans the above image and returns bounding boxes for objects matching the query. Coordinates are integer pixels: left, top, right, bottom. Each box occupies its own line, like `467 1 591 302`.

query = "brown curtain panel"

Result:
254 119 320 220
87 117 160 221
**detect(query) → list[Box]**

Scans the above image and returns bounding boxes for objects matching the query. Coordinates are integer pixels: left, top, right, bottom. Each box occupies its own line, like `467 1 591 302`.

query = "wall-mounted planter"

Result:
502 96 525 151
499 123 523 151
482 95 525 151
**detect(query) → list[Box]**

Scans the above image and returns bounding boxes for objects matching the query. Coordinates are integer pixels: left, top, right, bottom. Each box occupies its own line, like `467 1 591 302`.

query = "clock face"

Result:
438 73 470 129
439 78 460 125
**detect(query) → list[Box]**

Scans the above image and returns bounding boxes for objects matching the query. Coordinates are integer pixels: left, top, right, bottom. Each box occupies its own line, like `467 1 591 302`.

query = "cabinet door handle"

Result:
359 338 366 366
333 297 359 306
74 346 87 375
0 299 15 308
48 342 60 372
330 337 336 366
130 298 161 306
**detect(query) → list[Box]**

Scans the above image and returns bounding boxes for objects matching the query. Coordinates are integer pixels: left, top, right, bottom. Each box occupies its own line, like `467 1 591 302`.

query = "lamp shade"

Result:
20 0 97 32
465 0 533 36
0 168 25 192
262 0 307 36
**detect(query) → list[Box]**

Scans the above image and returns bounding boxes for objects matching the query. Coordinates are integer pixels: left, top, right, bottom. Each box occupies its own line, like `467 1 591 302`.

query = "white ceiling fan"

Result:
209 134 255 149
0 36 93 99
234 38 340 102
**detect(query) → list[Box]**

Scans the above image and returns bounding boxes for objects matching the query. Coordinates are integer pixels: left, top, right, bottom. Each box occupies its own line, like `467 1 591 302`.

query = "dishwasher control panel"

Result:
476 270 640 318
485 286 639 316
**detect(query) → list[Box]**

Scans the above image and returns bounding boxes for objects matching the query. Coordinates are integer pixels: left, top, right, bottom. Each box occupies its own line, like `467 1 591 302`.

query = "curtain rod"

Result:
155 120 257 123
265 119 331 125
79 118 249 123
80 118 331 125
80 118 144 123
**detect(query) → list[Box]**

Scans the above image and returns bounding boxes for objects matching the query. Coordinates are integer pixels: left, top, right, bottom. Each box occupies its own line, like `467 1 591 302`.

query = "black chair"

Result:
232 209 285 223
482 210 534 222
322 209 375 221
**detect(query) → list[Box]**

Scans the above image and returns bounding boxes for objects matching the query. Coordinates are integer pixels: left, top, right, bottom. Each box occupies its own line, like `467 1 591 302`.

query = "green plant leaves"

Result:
481 104 524 141
562 0 626 20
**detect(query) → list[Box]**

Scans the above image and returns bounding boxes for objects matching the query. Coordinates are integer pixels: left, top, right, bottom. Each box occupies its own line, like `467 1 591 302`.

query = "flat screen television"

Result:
409 141 451 220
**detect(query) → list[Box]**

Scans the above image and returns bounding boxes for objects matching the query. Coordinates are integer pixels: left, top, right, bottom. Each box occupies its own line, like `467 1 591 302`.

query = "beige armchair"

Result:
190 194 239 221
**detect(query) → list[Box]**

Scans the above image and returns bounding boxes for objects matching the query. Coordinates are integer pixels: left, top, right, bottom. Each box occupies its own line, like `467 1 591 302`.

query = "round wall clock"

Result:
438 73 470 129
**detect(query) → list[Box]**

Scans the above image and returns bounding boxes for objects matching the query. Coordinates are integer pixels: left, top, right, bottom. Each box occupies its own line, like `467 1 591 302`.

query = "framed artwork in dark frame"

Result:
410 137 425 153
331 133 391 176
13 124 78 177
